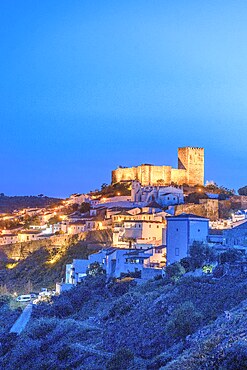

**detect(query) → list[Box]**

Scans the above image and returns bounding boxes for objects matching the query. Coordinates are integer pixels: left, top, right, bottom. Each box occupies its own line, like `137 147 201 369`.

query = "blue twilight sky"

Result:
0 1 247 197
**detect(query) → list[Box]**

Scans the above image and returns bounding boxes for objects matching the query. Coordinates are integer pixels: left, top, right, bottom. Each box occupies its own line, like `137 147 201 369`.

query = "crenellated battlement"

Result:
178 146 204 150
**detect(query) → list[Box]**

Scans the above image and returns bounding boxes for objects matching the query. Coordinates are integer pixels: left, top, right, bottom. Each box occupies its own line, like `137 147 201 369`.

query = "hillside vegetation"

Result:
0 230 112 293
0 273 247 369
0 195 62 213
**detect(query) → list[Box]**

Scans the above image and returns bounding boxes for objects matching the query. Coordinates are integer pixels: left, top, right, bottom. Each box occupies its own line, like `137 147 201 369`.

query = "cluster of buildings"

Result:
1 146 246 291
57 244 166 293
57 208 247 293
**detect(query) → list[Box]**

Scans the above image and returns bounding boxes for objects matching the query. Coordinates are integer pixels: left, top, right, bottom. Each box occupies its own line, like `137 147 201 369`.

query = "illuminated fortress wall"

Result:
112 147 204 186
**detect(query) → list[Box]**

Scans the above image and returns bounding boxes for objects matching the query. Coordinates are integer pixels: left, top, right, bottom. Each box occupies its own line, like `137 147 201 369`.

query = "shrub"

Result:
220 342 247 369
213 264 224 278
108 294 136 318
108 278 136 297
0 333 17 356
27 318 58 340
166 301 203 341
57 344 73 361
219 249 244 264
180 257 193 272
165 263 186 282
106 348 134 370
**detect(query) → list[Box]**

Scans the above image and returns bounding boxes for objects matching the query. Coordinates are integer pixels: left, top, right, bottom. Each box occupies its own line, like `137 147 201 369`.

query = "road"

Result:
10 303 33 335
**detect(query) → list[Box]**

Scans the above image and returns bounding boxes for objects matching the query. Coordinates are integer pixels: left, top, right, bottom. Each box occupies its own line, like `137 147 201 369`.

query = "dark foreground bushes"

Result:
0 274 247 369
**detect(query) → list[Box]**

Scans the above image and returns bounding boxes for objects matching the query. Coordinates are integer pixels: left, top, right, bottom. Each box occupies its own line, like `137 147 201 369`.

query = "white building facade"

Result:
166 213 209 265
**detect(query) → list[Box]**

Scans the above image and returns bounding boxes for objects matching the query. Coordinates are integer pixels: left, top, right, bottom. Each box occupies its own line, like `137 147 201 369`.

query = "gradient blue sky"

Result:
1 1 246 197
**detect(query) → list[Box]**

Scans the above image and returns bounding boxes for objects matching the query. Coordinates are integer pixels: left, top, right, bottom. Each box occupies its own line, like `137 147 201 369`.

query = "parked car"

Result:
16 294 31 302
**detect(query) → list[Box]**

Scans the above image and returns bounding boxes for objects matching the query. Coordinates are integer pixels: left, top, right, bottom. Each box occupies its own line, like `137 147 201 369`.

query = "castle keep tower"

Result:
112 147 204 186
178 147 204 186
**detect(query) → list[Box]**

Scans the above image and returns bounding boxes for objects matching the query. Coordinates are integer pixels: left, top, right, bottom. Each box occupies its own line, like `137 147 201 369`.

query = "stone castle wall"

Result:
171 168 187 185
112 147 204 186
178 147 204 186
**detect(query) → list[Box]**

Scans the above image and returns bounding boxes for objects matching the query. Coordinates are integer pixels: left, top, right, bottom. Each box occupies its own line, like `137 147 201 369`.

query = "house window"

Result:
157 225 159 228
139 224 141 228
198 229 200 232
175 248 179 256
176 228 179 231
149 225 151 228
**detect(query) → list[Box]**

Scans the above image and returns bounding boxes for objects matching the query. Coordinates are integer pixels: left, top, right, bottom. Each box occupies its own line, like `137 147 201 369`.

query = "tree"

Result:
238 185 247 196
86 262 106 277
186 192 208 204
189 242 216 270
79 202 90 213
48 215 61 225
165 262 186 282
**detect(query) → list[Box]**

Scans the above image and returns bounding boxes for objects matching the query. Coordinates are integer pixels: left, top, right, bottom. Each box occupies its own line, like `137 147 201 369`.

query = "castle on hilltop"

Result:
112 147 204 186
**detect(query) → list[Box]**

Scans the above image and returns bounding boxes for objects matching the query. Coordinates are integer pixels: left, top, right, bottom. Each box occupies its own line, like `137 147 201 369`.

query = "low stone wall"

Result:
0 230 113 261
175 199 219 221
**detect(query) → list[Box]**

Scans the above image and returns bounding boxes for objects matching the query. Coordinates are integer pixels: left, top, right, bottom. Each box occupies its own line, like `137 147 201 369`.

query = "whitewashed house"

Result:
166 213 209 265
131 181 184 207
